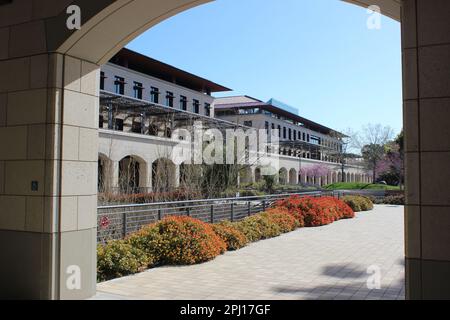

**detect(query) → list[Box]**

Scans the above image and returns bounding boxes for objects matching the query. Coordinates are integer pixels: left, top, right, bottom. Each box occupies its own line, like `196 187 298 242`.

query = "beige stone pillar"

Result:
0 50 98 299
112 160 120 193
403 0 450 300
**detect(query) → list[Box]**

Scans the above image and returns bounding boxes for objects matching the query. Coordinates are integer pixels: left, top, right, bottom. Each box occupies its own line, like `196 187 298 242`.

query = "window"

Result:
283 127 287 139
204 103 211 117
265 121 269 133
99 115 104 128
100 72 106 90
244 121 253 127
150 87 159 103
166 91 174 107
302 132 306 141
131 121 142 134
310 135 320 145
278 125 281 137
114 76 125 95
133 82 143 100
114 118 124 131
193 99 200 114
288 128 292 140
180 96 187 111
294 130 297 141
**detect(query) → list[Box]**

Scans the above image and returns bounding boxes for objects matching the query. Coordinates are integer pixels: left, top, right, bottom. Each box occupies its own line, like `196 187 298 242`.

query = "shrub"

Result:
342 195 374 212
234 214 282 242
151 216 226 265
264 208 299 233
98 195 360 282
274 195 355 227
238 189 266 197
97 240 153 282
381 194 405 205
126 224 162 263
212 222 249 251
315 196 355 220
273 195 307 227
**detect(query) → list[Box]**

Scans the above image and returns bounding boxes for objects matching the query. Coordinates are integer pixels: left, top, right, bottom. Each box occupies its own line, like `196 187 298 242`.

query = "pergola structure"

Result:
100 91 248 132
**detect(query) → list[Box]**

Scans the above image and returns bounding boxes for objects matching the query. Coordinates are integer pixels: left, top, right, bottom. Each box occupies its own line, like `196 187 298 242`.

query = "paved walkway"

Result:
95 205 405 300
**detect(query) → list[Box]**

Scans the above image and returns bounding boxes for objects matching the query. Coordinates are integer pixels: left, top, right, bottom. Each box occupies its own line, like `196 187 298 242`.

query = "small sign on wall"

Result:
31 181 39 192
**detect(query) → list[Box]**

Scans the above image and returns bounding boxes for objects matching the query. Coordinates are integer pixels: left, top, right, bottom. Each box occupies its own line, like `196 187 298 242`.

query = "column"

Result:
0 50 98 299
403 0 450 299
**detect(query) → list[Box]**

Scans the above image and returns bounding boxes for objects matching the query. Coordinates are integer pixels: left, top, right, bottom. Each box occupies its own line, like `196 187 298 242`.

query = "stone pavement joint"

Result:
95 205 405 300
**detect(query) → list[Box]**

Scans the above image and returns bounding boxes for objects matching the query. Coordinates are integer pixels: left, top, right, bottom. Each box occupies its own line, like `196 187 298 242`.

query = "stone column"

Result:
111 161 120 193
0 50 98 299
403 0 450 300
174 165 180 188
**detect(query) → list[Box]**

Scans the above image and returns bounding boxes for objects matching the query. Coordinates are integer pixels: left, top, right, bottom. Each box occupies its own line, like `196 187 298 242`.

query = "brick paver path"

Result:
95 205 405 300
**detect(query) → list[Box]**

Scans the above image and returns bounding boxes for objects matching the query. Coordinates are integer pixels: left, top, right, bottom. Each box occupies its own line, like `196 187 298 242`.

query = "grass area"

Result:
324 182 401 191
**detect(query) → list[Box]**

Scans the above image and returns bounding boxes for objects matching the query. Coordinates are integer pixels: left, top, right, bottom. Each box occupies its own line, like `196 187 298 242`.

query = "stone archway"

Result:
1 0 449 300
289 168 298 185
118 155 147 194
279 168 288 185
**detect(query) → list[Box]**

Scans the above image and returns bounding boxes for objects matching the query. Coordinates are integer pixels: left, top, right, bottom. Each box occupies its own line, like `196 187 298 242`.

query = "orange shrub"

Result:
274 195 355 227
264 207 300 233
153 216 226 265
212 222 248 251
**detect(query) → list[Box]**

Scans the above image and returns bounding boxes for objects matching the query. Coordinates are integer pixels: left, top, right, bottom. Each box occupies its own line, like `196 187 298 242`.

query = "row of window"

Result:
101 73 211 116
262 121 340 150
263 121 313 143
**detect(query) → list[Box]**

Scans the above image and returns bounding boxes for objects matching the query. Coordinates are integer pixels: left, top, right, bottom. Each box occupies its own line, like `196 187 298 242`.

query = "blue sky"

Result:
127 0 402 135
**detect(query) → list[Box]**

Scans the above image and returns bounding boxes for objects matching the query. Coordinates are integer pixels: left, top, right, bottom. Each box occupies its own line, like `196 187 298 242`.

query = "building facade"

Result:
98 49 370 194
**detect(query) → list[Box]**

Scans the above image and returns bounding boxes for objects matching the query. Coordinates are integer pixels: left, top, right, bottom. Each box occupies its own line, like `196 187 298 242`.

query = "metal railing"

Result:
97 191 335 243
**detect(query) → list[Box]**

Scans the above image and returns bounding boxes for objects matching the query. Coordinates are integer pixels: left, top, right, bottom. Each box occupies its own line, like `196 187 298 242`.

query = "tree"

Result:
353 124 395 183
376 130 404 187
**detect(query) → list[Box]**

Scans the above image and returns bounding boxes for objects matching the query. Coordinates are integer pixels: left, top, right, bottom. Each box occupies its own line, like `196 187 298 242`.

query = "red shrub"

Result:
274 195 355 227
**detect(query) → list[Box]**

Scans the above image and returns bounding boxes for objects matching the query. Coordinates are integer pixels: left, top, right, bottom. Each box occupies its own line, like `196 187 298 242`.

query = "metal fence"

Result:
97 191 335 243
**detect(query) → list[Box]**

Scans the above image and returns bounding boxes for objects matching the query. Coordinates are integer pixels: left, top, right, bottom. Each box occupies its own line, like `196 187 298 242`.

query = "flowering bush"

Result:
263 208 300 233
97 240 153 282
97 195 358 282
152 216 226 265
342 195 374 212
274 195 354 227
234 214 282 242
212 222 249 251
126 224 162 262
